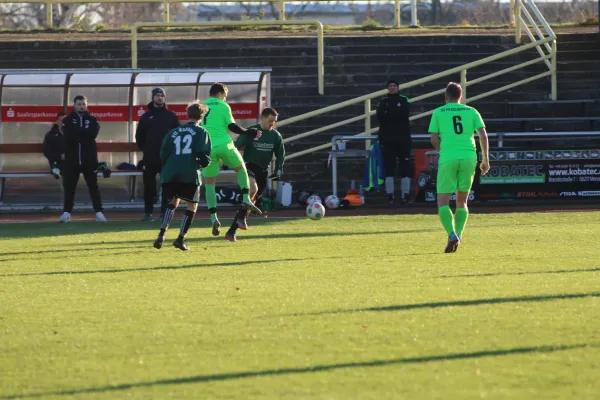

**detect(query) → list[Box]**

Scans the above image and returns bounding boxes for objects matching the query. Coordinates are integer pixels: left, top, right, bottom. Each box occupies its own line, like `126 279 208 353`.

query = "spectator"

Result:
136 87 180 222
43 112 67 179
376 79 412 204
59 95 106 223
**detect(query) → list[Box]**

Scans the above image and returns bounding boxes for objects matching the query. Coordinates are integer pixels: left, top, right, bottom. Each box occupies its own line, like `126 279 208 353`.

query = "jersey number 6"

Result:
452 115 463 135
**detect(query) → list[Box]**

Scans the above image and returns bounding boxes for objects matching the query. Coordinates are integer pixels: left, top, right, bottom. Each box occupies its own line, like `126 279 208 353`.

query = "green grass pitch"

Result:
1 212 600 399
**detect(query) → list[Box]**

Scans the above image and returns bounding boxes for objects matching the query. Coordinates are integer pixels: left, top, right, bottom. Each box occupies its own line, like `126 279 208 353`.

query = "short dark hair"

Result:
209 83 228 97
187 100 208 120
446 82 462 100
73 95 87 103
261 107 279 118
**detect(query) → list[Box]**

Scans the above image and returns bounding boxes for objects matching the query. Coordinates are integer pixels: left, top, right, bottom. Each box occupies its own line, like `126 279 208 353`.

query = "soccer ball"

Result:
324 195 340 209
306 195 322 206
306 202 325 220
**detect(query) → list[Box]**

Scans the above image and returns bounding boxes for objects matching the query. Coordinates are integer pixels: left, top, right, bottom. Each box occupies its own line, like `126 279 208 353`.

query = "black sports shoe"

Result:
388 195 395 205
173 237 189 251
212 219 221 237
225 231 237 242
444 233 461 254
153 235 165 249
400 194 410 204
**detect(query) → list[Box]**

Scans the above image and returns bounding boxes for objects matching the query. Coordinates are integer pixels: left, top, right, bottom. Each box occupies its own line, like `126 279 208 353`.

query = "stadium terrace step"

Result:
0 32 598 192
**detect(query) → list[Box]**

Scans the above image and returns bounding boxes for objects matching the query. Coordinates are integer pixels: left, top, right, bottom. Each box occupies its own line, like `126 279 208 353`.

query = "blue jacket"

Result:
363 142 386 191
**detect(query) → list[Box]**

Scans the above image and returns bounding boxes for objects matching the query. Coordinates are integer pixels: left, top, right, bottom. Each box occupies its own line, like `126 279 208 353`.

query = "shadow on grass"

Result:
0 249 441 277
440 267 600 279
282 292 600 317
2 343 590 399
0 256 343 277
84 228 437 247
0 217 303 240
0 246 143 261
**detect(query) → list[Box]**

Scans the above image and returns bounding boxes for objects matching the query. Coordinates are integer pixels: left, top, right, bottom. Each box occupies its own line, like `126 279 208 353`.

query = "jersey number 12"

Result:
175 135 192 155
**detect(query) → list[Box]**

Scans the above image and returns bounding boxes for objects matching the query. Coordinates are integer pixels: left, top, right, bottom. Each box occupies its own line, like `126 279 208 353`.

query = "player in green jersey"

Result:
428 82 490 253
200 83 262 237
153 101 212 251
225 108 285 242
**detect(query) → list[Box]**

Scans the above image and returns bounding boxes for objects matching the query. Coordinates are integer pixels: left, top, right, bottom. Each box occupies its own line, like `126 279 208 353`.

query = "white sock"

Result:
401 177 411 196
385 177 394 196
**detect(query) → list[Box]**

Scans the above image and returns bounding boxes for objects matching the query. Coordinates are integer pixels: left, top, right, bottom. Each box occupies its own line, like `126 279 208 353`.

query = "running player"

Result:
153 101 212 251
428 82 490 253
225 108 285 242
201 83 262 237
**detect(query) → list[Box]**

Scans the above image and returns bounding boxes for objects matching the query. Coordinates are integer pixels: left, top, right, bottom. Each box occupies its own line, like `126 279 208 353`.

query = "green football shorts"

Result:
436 158 478 194
202 142 245 178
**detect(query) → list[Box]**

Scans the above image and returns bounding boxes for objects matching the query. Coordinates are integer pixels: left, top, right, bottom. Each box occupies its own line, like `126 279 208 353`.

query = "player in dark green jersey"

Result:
428 82 490 253
153 101 212 251
225 108 285 242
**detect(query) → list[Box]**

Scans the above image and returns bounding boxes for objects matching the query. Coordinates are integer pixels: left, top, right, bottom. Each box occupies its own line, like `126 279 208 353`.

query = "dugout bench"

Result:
0 142 143 204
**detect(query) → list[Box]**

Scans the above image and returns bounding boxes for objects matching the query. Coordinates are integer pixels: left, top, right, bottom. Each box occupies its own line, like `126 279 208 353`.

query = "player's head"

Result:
73 95 88 112
187 100 209 123
152 87 166 107
55 112 66 124
209 83 228 101
445 82 463 103
260 108 278 130
387 79 399 95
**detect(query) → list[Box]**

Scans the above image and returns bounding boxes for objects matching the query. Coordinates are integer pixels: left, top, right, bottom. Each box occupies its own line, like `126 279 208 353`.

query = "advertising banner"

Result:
414 148 600 202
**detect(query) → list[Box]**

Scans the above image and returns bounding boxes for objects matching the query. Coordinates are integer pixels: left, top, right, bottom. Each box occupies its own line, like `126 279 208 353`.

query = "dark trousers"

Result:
63 165 103 213
143 163 167 215
381 141 412 178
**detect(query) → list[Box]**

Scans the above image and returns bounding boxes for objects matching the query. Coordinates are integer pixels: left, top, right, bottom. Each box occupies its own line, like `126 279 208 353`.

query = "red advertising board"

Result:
134 103 259 121
68 105 129 122
2 103 259 123
1 106 64 122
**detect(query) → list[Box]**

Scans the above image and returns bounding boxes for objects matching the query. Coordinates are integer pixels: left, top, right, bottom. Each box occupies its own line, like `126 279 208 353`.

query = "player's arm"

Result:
159 132 171 164
473 109 490 175
234 132 251 151
270 133 285 180
194 128 211 168
135 115 147 151
376 98 386 126
428 111 440 150
228 123 261 138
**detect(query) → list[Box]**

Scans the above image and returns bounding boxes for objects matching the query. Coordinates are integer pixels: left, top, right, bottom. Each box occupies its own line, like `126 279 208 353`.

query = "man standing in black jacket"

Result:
43 112 67 179
376 79 412 204
59 95 106 223
136 88 180 222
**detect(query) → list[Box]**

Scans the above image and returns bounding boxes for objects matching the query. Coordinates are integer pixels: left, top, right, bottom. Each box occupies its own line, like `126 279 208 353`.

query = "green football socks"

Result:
438 205 456 236
236 169 251 203
455 208 469 239
205 184 218 222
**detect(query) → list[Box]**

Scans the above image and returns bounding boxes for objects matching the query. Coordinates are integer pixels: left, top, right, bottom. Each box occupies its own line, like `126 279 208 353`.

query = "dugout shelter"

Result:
0 68 271 208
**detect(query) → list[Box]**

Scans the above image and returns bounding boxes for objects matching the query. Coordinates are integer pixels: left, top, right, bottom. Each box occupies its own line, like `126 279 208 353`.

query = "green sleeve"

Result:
428 110 439 134
473 109 485 130
224 104 235 126
274 132 285 173
196 127 211 155
160 131 172 163
234 133 251 149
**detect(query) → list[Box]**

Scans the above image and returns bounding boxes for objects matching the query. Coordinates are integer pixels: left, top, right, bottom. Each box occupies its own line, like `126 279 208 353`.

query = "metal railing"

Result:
0 0 414 29
281 0 558 160
131 20 324 95
329 132 600 196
